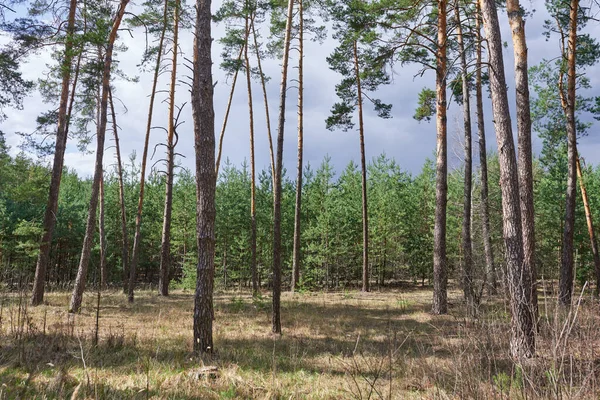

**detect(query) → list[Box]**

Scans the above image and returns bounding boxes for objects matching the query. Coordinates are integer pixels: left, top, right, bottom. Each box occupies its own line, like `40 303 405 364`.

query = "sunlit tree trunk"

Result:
70 0 130 313
99 171 107 289
455 1 474 315
291 0 304 292
432 0 447 315
272 0 295 334
31 0 78 306
108 86 129 289
559 0 579 306
576 156 600 296
507 0 538 319
481 0 535 358
128 0 169 301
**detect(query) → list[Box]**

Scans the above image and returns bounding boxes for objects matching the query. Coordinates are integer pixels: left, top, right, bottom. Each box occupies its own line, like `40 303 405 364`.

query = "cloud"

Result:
1 0 600 180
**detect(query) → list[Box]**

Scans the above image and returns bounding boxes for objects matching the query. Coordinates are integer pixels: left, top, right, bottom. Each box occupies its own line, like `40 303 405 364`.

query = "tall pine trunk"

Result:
251 19 276 183
192 0 216 354
128 0 169 300
69 0 130 313
108 87 129 289
480 0 535 358
272 0 295 334
243 6 258 295
432 0 447 315
31 0 78 306
559 0 579 306
353 40 370 293
159 0 181 297
475 1 496 295
291 0 304 292
455 2 474 315
507 0 538 319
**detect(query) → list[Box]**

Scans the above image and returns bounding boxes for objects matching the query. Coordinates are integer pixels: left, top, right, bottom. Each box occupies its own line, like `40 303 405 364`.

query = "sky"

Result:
2 0 600 180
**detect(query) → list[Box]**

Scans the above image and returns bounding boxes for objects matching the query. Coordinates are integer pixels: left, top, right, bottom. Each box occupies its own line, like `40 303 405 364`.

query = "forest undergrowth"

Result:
0 284 599 399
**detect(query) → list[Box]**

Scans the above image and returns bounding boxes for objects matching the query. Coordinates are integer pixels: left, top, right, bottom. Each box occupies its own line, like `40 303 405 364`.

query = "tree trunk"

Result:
243 8 259 295
251 19 276 185
576 156 600 296
99 171 107 289
192 0 216 354
159 0 181 297
272 0 295 335
455 2 474 316
215 26 249 177
480 0 535 358
108 86 129 290
432 0 447 315
69 0 130 313
559 0 579 306
507 0 538 321
291 0 304 292
31 0 78 306
475 1 496 295
128 0 169 300
352 40 370 293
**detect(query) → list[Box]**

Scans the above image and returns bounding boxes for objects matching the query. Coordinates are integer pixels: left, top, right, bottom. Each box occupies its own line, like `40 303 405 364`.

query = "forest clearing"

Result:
1 285 600 399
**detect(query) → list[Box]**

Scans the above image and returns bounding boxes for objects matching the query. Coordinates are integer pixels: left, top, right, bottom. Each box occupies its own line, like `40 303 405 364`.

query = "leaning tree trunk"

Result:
480 0 535 359
432 0 448 315
272 0 295 335
576 156 600 296
242 6 258 295
475 1 496 295
507 0 538 321
352 40 370 293
108 86 129 288
128 0 169 300
99 171 107 289
31 0 78 306
69 0 130 313
291 0 304 292
251 19 276 185
559 0 579 306
455 2 474 316
159 0 181 297
192 0 216 354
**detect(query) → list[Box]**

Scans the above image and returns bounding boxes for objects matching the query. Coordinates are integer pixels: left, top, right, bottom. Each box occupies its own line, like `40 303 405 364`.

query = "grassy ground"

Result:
1 284 599 399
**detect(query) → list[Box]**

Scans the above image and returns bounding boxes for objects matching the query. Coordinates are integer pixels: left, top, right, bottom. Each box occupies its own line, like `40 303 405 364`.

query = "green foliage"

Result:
413 88 436 122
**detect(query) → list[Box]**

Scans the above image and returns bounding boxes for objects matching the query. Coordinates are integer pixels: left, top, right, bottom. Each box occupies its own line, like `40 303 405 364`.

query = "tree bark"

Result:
455 2 474 316
99 171 107 289
31 0 78 306
475 1 496 295
507 0 538 320
108 86 129 291
352 40 370 293
272 0 295 334
291 0 304 292
69 0 130 313
432 0 447 315
128 0 169 300
480 0 535 358
251 19 276 185
559 0 579 306
159 0 181 297
576 156 600 296
192 0 216 354
244 6 258 295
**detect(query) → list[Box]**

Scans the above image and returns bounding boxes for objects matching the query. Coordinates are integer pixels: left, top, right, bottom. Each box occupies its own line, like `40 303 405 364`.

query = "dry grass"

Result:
1 284 599 399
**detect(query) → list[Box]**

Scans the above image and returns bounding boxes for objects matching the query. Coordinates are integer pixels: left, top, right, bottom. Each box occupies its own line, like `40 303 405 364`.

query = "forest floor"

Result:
1 284 600 399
